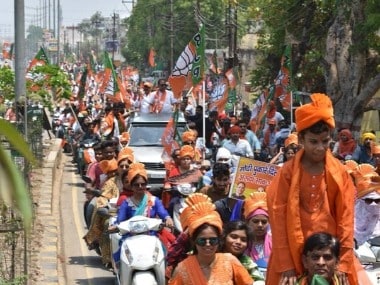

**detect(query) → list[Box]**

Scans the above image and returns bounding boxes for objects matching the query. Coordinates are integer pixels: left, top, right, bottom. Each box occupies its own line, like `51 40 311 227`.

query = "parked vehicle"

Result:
126 112 188 192
110 215 166 285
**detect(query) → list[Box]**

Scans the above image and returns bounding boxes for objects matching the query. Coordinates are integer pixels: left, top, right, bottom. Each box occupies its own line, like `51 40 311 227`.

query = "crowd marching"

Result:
1 60 379 285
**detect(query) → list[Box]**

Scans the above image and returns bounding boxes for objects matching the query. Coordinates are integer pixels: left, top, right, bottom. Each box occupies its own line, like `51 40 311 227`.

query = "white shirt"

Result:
147 89 178 113
223 139 253 157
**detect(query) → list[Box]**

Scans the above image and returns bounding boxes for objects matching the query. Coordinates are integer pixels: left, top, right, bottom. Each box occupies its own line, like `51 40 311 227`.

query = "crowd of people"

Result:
5 64 378 285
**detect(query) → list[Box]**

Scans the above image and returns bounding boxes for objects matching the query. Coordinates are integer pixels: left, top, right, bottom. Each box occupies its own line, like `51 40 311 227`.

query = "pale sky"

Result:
0 0 132 40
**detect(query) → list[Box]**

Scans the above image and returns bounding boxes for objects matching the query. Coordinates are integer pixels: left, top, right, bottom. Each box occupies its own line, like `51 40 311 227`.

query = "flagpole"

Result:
202 80 206 161
290 91 293 129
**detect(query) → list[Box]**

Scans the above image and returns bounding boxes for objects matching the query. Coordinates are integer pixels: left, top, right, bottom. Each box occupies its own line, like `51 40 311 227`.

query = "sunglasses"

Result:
132 182 147 188
184 141 195 145
119 164 129 169
195 237 220 246
363 198 380 205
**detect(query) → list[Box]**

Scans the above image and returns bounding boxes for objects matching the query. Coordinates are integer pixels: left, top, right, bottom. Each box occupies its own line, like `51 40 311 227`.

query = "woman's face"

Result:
224 229 248 257
236 183 245 196
118 159 130 176
179 156 192 169
194 226 220 258
247 214 269 239
284 148 296 160
131 176 147 195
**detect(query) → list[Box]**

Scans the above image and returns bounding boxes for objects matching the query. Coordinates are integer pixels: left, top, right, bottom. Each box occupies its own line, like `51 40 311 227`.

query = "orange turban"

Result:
179 193 212 230
295 93 335 132
181 131 196 143
244 191 268 220
187 202 223 238
352 164 380 198
98 158 118 174
127 162 148 184
179 145 195 159
344 160 358 174
117 147 134 164
284 133 298 148
119 132 130 143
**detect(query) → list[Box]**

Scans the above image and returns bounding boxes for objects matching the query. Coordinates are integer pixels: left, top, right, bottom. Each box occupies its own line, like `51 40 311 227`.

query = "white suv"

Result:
127 112 188 191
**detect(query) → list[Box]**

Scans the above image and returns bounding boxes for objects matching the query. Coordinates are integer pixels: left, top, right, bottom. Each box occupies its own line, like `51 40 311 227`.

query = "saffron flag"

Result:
274 45 292 111
168 25 205 99
28 47 49 70
161 110 181 170
148 48 156 67
250 89 269 133
99 51 119 95
209 74 229 114
2 42 12 60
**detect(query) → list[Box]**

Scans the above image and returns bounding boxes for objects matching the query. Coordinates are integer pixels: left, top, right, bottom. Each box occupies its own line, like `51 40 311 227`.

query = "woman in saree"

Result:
168 199 253 285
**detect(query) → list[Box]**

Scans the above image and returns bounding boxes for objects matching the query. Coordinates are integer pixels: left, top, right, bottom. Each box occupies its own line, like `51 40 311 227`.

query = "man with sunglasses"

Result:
148 78 178 113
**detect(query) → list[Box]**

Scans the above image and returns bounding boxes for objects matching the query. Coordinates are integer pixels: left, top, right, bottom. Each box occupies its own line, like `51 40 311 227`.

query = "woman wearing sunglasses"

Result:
115 162 173 227
168 200 253 285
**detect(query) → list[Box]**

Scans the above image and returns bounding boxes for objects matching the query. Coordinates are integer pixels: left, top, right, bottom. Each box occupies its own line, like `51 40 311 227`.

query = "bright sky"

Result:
0 0 132 40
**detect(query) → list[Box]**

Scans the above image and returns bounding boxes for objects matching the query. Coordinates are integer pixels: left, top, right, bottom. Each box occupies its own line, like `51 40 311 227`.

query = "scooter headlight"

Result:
129 220 149 234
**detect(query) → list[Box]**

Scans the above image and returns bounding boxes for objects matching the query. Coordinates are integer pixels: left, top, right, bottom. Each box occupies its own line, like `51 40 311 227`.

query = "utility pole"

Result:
169 0 174 71
57 0 60 64
111 13 118 62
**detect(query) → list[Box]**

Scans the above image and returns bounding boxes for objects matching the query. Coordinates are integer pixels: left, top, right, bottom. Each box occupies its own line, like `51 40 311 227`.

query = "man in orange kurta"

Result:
265 93 358 285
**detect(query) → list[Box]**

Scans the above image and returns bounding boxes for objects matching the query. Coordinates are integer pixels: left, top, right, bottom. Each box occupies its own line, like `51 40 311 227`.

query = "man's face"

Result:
212 175 230 193
239 123 247 134
302 247 338 283
299 131 331 164
158 81 166 91
102 146 115 160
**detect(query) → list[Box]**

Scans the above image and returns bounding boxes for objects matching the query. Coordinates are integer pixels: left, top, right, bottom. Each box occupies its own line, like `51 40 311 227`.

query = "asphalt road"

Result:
59 155 115 284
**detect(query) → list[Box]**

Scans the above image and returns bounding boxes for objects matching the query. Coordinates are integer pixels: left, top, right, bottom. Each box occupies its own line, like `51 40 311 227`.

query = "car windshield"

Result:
128 124 187 146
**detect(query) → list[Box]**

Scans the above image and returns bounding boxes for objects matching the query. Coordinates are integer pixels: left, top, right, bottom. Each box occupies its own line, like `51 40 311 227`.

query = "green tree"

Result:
247 0 380 131
122 0 226 73
0 67 15 100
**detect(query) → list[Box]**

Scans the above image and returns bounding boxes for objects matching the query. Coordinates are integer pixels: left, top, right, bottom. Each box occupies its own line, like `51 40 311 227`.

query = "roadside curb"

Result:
32 138 63 285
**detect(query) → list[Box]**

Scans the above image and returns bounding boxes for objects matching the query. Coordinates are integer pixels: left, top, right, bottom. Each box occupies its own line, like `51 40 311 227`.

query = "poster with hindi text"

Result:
229 157 280 199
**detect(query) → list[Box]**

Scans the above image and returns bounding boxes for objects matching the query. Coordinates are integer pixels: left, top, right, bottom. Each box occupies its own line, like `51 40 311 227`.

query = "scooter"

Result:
355 236 380 284
110 215 166 285
167 183 197 233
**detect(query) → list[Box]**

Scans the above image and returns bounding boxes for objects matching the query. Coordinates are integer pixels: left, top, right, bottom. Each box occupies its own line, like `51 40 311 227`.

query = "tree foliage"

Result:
246 0 380 130
121 0 226 73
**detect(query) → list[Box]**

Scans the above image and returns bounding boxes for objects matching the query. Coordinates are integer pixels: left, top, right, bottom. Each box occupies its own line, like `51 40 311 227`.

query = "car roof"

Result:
129 112 187 123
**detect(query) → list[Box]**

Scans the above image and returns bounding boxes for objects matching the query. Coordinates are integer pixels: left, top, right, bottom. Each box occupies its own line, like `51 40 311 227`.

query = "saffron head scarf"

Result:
181 131 196 143
179 145 195 159
117 147 134 164
337 129 356 156
127 162 148 184
244 191 268 220
229 125 241 134
179 193 212 230
295 93 335 133
99 158 118 174
352 163 380 198
285 133 298 148
187 201 223 238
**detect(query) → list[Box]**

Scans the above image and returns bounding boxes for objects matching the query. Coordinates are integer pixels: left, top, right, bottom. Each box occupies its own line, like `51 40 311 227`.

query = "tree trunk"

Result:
324 0 380 138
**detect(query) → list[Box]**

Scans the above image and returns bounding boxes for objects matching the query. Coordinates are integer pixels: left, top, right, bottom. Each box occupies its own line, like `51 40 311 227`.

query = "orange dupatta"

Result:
152 90 167 113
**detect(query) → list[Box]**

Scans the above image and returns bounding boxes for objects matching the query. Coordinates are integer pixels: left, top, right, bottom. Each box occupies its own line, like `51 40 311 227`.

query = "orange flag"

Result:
209 75 229 114
148 48 156 67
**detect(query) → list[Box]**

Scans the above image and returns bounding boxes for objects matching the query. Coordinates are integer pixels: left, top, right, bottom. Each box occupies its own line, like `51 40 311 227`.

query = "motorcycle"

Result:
355 236 380 284
77 138 98 176
109 215 166 285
